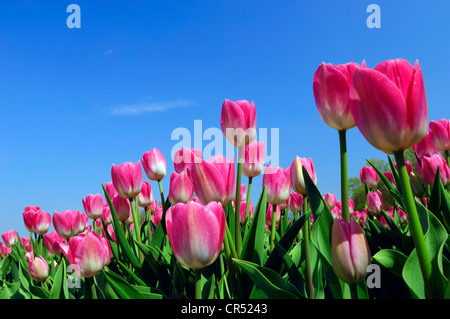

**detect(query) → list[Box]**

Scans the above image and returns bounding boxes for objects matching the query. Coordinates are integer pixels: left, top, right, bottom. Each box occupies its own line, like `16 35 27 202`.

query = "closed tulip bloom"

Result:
429 119 450 151
82 194 105 220
288 192 304 213
262 165 291 206
169 171 194 205
53 210 88 240
2 230 18 247
265 204 281 227
242 140 265 178
190 154 236 207
323 193 337 210
152 207 163 228
111 161 143 199
394 161 413 177
419 152 450 186
0 242 11 258
290 156 317 195
101 203 113 225
59 232 111 278
313 62 361 130
383 171 395 186
239 201 254 223
413 132 438 157
104 181 119 200
20 237 33 252
112 194 132 222
166 201 226 269
366 190 386 217
350 59 428 154
29 256 49 282
148 198 158 213
43 231 66 256
173 147 203 174
220 99 257 147
331 219 371 285
360 166 378 189
102 224 116 243
23 206 52 235
137 181 153 208
142 148 167 181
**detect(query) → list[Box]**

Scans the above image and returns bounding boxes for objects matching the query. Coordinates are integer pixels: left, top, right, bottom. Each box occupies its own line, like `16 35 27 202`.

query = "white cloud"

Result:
109 98 195 116
105 49 114 55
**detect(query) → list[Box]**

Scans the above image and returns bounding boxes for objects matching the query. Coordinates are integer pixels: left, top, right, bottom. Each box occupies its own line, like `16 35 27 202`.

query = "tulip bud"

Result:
238 201 254 223
112 194 132 222
290 156 317 195
23 206 52 235
242 140 265 178
111 161 143 199
331 219 371 285
137 181 153 208
53 210 89 239
166 201 225 269
43 231 67 256
419 152 450 186
323 193 337 210
169 171 194 205
429 119 450 151
29 256 49 282
265 204 281 227
82 194 105 220
2 230 18 247
262 165 291 206
101 203 113 225
141 148 167 181
288 192 304 214
173 147 203 174
366 190 386 217
220 99 257 147
413 132 438 157
360 166 378 189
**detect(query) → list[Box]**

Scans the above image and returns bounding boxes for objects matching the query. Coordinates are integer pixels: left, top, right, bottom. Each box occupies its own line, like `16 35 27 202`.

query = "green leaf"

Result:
18 261 50 299
49 258 69 299
273 243 306 298
233 258 302 299
367 159 404 208
372 249 408 278
103 269 148 299
0 282 22 299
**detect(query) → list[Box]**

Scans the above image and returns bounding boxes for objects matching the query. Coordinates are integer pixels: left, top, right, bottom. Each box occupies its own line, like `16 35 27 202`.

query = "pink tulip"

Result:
104 181 119 200
323 193 337 210
0 242 11 258
111 161 143 199
383 171 395 186
166 201 226 269
394 161 413 177
288 192 304 213
331 219 371 285
142 148 167 181
279 197 290 211
148 198 158 213
152 207 163 228
168 171 194 205
265 204 281 227
137 181 153 208
290 156 317 196
53 210 88 240
190 154 236 207
102 224 116 243
313 62 361 130
20 237 33 252
220 99 257 147
238 200 254 223
60 231 111 278
44 231 67 256
82 194 105 220
360 166 378 189
23 206 52 235
101 203 113 225
413 132 438 158
2 230 18 247
429 119 450 151
173 147 203 174
242 140 265 178
366 190 386 218
418 152 450 186
112 194 132 222
379 210 395 229
29 256 49 282
262 165 291 206
350 59 428 154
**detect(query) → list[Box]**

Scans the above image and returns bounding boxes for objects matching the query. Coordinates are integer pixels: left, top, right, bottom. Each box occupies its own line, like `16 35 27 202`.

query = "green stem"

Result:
130 199 144 265
158 180 165 208
303 196 314 299
194 268 202 299
339 129 350 222
85 277 97 299
394 150 432 297
270 204 277 252
235 146 243 256
244 177 253 224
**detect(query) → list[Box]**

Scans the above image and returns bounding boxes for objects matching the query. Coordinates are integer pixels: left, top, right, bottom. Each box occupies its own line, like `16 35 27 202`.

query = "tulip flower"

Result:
366 190 386 218
2 230 18 247
242 140 265 178
137 181 153 208
112 194 132 222
265 204 281 227
142 148 167 181
102 224 116 243
418 152 450 187
166 201 225 270
29 256 49 282
383 171 395 186
148 198 158 213
20 237 33 252
104 181 119 200
169 171 194 205
413 132 438 158
53 210 88 240
23 206 52 235
331 218 371 285
290 156 317 196
43 231 66 256
238 200 254 223
313 62 361 131
350 59 428 154
360 166 378 189
111 161 143 199
288 192 304 214
82 194 105 220
173 147 203 174
262 165 291 206
428 119 450 152
323 193 337 210
190 154 236 207
101 203 113 225
220 99 257 148
152 207 163 228
59 231 111 278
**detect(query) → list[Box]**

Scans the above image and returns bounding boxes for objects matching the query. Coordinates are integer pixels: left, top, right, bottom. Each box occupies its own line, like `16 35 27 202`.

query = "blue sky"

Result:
0 0 449 237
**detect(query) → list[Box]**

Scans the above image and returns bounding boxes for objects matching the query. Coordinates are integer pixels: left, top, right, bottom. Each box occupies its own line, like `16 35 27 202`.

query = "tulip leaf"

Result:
103 269 149 299
232 258 302 299
102 184 141 269
0 281 21 299
273 242 306 298
49 257 69 299
367 159 404 208
372 249 408 278
428 166 450 232
17 261 50 299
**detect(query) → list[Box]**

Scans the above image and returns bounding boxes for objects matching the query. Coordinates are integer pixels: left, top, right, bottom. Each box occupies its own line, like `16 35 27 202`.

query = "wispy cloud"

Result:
105 49 114 55
109 98 195 116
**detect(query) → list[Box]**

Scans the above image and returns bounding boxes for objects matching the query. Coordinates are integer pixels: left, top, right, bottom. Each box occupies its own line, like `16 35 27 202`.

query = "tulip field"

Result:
2 58 450 303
